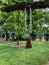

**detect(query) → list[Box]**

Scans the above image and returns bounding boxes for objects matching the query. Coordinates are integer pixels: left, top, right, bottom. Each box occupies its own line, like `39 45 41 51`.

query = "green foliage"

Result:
0 0 49 38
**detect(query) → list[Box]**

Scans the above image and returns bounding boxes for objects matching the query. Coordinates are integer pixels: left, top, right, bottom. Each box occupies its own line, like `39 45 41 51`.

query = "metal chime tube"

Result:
24 8 27 31
24 0 27 31
30 8 32 33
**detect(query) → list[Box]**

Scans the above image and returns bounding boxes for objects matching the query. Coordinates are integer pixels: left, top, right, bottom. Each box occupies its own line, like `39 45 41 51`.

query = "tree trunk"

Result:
17 37 19 45
5 30 9 41
26 38 32 49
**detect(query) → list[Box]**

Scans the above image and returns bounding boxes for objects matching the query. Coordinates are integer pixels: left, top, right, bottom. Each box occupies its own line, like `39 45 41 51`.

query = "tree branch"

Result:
12 0 18 4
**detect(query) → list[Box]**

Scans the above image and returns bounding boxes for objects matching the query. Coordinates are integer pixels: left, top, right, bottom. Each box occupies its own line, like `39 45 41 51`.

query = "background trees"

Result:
0 0 49 41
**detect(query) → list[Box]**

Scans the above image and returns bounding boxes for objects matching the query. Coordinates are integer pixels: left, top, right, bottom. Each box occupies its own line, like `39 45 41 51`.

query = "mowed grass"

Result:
0 41 49 65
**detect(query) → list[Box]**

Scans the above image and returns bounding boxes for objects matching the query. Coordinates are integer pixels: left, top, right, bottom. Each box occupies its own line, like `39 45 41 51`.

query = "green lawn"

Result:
0 41 49 65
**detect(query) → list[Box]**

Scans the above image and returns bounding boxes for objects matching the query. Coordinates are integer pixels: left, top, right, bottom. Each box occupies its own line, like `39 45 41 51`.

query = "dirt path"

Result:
45 62 49 65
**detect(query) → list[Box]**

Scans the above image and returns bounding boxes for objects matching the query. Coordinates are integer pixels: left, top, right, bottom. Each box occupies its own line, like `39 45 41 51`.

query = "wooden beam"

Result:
1 1 49 12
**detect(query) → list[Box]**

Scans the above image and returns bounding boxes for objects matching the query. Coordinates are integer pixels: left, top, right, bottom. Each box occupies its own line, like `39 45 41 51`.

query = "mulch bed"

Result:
0 39 8 42
0 39 16 42
0 39 26 48
11 44 26 48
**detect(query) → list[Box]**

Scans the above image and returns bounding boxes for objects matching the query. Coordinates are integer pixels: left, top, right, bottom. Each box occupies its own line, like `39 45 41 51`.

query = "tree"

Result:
0 0 49 42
